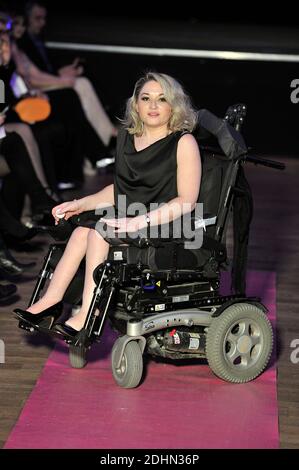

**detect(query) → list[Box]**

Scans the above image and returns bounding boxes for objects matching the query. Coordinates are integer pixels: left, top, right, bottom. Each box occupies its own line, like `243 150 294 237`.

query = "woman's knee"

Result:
69 226 90 243
87 227 109 246
75 76 90 88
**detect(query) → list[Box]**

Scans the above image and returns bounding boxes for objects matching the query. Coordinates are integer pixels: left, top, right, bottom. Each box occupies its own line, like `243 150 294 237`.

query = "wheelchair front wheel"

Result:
206 303 273 383
69 345 88 369
111 339 143 388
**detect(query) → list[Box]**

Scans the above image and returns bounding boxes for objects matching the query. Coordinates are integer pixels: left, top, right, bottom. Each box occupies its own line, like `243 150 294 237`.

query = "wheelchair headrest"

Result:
197 109 247 160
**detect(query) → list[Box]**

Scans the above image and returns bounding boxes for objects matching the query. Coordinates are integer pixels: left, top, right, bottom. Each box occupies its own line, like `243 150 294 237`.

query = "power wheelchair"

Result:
16 105 285 388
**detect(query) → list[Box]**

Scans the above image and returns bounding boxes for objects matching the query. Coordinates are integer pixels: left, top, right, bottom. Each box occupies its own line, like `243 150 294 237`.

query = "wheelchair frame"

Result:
17 104 284 387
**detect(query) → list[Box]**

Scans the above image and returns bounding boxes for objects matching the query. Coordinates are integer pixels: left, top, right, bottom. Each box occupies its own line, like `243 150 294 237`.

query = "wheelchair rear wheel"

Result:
111 339 143 388
206 303 273 383
69 345 88 369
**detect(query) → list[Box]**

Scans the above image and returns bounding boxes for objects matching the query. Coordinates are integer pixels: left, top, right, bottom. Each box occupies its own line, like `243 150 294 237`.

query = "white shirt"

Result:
0 125 6 140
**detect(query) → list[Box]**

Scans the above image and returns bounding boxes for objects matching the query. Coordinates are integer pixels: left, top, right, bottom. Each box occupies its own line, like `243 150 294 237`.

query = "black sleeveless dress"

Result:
72 128 191 243
114 130 183 217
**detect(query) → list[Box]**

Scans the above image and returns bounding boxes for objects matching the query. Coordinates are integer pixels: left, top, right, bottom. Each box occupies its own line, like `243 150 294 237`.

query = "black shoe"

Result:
57 179 83 191
0 247 36 280
3 227 39 246
45 188 62 203
53 322 81 338
14 301 63 329
0 282 17 300
31 211 55 228
32 218 74 241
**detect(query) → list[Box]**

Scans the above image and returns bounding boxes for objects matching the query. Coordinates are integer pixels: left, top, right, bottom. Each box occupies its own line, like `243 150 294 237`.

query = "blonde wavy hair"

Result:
122 72 198 136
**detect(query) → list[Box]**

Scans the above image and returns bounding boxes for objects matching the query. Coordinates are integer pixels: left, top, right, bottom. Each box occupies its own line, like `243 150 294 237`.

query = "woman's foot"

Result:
53 311 87 339
26 298 61 314
14 300 63 327
65 311 86 332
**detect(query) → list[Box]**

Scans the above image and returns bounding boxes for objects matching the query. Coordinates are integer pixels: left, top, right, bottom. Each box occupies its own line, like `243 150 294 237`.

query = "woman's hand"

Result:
102 215 147 233
58 59 83 78
52 199 85 224
58 75 76 88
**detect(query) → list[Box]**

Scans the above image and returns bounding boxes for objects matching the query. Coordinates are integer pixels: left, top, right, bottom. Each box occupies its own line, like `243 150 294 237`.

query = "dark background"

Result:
2 1 299 156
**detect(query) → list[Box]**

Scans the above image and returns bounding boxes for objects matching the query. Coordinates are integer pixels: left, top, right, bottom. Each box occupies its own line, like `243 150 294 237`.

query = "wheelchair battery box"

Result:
107 243 211 271
117 280 216 315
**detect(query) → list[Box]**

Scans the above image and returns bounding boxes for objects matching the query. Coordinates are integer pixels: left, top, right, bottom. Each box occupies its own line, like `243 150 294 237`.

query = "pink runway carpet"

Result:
5 270 278 449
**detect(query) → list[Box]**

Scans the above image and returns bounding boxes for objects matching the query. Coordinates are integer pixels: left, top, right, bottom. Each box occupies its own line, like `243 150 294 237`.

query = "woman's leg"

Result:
27 227 91 313
74 77 117 146
4 123 49 188
65 228 110 331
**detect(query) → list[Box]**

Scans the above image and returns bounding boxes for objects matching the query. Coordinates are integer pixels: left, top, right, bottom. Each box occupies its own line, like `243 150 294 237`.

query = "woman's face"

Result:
12 16 26 40
136 80 172 130
0 32 11 65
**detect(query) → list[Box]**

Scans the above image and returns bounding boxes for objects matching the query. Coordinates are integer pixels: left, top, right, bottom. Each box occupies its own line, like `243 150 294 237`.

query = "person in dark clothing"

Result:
0 279 17 303
14 72 201 339
2 55 86 186
18 5 52 73
0 228 36 280
0 19 82 189
0 130 57 220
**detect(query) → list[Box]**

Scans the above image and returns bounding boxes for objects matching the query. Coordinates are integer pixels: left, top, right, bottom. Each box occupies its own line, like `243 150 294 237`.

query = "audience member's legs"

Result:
74 77 117 146
1 131 55 215
5 123 49 188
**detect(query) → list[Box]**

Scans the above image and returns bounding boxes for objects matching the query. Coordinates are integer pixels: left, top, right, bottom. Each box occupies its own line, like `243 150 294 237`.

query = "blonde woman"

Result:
14 72 201 338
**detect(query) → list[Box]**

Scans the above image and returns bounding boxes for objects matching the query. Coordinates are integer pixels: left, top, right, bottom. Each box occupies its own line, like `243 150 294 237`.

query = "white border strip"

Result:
47 41 299 63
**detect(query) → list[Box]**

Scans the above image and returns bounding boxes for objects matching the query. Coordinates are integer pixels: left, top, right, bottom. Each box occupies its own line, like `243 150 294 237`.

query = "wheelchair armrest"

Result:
194 216 217 230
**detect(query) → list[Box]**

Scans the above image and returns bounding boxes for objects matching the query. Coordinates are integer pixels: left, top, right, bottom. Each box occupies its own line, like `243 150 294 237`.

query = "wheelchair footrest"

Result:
18 320 36 333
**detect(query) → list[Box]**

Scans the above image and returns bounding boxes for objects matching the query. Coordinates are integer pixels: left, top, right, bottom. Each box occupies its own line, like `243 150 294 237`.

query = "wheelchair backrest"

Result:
196 107 248 244
198 149 234 240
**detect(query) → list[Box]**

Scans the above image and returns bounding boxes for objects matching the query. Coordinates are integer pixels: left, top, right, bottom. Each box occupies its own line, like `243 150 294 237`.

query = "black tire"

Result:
206 303 273 383
69 345 88 369
111 339 143 388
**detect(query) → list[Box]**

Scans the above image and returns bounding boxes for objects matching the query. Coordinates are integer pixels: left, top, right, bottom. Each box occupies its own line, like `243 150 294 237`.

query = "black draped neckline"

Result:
128 132 176 155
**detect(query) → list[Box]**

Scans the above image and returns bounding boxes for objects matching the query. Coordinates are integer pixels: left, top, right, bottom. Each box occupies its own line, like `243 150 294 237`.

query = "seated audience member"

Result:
0 13 86 188
0 114 56 227
18 2 117 164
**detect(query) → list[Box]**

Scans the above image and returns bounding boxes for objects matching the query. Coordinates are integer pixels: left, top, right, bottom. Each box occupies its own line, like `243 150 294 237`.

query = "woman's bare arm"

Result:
12 44 74 90
52 184 115 222
80 184 115 212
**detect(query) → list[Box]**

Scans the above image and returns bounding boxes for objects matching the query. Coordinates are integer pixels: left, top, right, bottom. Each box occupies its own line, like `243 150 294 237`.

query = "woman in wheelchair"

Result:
14 71 201 338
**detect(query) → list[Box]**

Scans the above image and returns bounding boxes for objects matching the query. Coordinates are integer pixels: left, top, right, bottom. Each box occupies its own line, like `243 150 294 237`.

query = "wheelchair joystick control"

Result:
55 209 66 220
